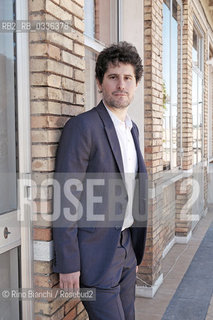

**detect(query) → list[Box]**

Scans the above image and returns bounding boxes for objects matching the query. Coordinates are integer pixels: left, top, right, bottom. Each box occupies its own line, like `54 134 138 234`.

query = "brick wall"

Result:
162 185 176 249
140 0 210 290
140 0 164 286
29 0 88 319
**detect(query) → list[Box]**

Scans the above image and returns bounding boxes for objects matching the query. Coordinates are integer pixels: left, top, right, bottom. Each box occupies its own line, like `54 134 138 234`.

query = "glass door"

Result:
0 0 21 319
208 46 213 204
209 47 213 161
191 23 204 227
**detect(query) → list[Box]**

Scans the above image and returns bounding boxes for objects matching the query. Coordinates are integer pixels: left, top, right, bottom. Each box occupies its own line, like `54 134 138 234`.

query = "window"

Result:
209 46 213 160
192 24 203 165
162 0 183 170
192 27 203 70
84 0 119 110
0 0 17 214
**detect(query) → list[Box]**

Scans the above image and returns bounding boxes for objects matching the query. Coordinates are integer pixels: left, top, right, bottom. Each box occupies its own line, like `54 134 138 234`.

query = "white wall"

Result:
120 0 144 152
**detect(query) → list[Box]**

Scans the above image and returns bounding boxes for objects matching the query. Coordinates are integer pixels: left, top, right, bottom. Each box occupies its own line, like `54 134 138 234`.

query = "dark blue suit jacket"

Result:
53 101 148 287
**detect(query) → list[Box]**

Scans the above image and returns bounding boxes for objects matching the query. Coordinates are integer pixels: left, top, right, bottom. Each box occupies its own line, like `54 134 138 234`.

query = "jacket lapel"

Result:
131 123 148 224
131 123 144 173
95 101 124 175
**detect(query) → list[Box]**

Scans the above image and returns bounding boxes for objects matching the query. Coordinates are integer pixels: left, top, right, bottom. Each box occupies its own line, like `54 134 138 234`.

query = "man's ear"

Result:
96 79 102 91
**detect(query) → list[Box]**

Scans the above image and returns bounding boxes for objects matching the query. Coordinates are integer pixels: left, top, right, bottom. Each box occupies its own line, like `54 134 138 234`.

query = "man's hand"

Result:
59 271 80 289
136 266 138 273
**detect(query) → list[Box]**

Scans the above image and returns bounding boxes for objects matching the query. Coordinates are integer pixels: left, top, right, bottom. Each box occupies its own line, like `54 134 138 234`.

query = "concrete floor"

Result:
135 206 213 320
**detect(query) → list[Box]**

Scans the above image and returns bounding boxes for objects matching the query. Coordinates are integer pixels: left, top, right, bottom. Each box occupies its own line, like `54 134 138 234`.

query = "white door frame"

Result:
16 0 33 319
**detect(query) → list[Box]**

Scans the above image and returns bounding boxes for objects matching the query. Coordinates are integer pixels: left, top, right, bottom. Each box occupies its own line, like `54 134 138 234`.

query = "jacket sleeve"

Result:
53 116 91 274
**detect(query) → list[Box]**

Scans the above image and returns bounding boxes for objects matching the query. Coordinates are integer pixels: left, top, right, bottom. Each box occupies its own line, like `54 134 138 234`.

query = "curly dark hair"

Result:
95 41 143 84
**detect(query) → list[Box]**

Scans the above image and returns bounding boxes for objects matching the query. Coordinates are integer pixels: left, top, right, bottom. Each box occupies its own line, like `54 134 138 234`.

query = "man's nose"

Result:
117 77 125 90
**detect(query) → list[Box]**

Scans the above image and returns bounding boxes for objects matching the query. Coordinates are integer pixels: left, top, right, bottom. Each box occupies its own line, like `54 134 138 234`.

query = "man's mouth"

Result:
113 92 128 97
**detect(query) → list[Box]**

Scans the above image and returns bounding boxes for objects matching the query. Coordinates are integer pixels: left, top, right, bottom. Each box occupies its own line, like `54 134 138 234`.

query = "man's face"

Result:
97 62 138 110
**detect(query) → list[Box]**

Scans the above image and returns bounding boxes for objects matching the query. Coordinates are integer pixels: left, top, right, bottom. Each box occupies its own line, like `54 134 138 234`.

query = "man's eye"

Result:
109 76 116 79
125 76 132 81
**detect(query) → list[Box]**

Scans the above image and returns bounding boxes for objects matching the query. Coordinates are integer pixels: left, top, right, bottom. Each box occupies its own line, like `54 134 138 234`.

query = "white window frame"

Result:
117 0 122 42
16 0 33 319
192 18 204 166
84 0 119 54
162 0 183 170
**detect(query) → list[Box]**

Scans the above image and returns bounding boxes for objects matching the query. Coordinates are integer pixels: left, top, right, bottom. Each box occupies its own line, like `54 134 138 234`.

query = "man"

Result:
53 42 148 320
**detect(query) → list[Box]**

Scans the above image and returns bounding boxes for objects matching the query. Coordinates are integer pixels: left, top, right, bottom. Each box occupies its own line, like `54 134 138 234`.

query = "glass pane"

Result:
193 26 203 71
0 0 17 214
0 248 20 320
84 0 95 38
192 70 197 104
197 76 202 162
198 37 203 71
192 71 197 165
95 1 111 45
85 49 96 110
210 46 213 59
163 0 181 170
85 48 102 111
163 3 170 99
171 0 178 168
163 104 171 170
192 71 203 164
209 59 213 158
172 0 177 21
164 0 170 10
197 146 202 163
171 6 178 105
176 2 182 167
163 3 171 170
84 0 112 45
198 76 202 103
172 103 177 167
192 29 198 66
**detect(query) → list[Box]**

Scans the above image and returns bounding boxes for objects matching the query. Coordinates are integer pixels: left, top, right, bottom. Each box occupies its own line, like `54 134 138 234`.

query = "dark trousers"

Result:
81 228 137 320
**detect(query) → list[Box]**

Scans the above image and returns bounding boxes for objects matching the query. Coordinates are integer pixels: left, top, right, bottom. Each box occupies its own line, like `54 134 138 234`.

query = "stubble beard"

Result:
103 92 131 110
